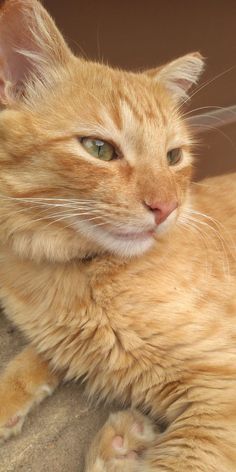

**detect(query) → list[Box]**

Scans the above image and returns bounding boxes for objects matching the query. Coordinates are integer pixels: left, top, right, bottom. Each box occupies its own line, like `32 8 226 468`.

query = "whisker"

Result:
8 212 104 233
183 213 231 278
177 216 211 278
0 194 135 214
180 66 236 110
43 213 103 229
182 105 230 119
62 219 107 232
187 123 236 150
185 209 236 261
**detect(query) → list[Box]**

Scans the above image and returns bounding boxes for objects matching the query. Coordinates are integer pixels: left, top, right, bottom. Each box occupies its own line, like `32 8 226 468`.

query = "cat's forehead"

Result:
79 63 170 124
68 62 181 152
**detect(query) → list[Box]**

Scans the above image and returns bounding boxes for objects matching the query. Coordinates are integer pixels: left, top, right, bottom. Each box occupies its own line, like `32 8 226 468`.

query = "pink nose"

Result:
145 200 178 225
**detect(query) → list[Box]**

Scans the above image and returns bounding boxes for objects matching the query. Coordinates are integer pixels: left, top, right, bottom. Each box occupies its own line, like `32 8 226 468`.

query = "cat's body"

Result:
1 173 236 412
0 1 236 471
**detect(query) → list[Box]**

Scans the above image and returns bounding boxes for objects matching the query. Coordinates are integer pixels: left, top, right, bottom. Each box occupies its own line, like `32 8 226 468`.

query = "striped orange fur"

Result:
0 2 235 471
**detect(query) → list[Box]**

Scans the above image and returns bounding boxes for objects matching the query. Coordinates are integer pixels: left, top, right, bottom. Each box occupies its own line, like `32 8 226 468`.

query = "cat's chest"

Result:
1 250 235 395
0 251 193 350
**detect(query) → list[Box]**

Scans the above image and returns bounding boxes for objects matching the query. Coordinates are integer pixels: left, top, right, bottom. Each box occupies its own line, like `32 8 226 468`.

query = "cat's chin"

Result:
94 234 155 259
103 234 155 259
72 210 178 259
73 222 157 259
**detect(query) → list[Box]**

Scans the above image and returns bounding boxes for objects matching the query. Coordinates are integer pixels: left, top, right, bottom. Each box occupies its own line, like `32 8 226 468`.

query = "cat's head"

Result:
0 0 204 262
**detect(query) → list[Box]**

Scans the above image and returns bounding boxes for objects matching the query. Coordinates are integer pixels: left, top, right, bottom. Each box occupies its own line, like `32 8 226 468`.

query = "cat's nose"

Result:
145 200 178 225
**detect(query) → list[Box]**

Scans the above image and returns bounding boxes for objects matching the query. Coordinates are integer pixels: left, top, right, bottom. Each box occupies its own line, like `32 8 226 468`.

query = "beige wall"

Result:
44 0 236 180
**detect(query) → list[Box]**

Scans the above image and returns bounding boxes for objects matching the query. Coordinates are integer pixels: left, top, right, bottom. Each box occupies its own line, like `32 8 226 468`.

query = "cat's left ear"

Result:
146 52 205 101
0 0 73 105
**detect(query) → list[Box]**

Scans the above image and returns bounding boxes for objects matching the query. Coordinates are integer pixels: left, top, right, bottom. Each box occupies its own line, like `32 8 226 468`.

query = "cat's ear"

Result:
146 52 205 101
0 0 72 105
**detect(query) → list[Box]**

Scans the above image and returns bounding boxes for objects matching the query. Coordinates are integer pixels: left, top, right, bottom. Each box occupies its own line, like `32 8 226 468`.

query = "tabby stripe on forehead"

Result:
119 91 167 127
109 92 123 131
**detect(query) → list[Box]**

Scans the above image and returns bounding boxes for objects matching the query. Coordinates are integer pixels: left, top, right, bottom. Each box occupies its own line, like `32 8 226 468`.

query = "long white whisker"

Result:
182 105 231 119
185 209 236 261
184 214 231 278
187 123 236 149
177 216 211 278
62 219 107 232
43 213 103 229
8 212 102 232
178 66 236 113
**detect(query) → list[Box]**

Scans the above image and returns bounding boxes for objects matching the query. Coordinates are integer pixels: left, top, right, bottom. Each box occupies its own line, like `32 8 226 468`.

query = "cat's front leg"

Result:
0 345 59 442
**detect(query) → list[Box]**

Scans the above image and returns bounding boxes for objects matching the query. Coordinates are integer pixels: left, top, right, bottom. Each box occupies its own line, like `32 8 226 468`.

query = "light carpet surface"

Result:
0 313 109 472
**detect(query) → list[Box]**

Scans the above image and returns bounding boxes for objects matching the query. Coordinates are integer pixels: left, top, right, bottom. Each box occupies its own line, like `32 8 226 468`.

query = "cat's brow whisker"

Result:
177 66 236 114
184 114 236 133
182 105 234 119
191 181 211 188
69 39 90 61
187 123 236 150
184 114 231 127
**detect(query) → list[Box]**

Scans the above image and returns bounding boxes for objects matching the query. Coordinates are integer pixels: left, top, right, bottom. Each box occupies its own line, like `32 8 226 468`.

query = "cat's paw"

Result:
85 409 157 472
0 414 26 443
0 346 59 444
0 383 53 443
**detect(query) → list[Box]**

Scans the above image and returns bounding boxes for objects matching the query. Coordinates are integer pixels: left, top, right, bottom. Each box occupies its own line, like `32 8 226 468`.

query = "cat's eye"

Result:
80 137 118 161
167 148 182 166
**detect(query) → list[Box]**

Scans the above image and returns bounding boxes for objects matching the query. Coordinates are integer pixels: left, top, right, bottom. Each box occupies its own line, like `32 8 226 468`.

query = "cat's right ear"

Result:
145 53 205 102
0 0 73 105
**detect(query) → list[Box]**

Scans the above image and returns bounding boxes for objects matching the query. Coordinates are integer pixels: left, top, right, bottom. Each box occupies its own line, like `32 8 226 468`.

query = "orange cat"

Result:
0 1 236 471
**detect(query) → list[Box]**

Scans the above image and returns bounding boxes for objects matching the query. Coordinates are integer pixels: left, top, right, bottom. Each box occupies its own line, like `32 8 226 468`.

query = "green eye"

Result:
167 148 182 166
80 137 118 161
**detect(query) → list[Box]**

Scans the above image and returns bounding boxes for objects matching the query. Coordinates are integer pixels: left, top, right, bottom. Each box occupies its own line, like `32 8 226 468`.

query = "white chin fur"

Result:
72 211 177 258
73 220 155 258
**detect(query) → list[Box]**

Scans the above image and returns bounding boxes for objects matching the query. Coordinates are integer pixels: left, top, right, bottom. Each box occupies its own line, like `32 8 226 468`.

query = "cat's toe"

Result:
0 415 25 443
85 409 157 472
111 434 138 460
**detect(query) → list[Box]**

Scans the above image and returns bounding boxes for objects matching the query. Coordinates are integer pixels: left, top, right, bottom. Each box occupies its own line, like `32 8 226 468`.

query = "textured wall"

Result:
44 0 236 180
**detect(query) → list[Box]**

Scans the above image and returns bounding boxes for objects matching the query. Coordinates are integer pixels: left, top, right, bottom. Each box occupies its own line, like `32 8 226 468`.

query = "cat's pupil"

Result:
80 137 116 161
167 148 182 166
95 140 104 156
